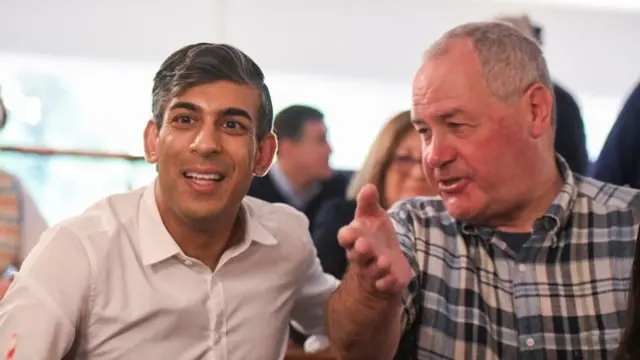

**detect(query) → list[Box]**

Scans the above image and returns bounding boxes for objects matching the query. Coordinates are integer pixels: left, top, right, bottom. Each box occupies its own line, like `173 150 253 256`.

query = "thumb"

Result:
355 184 383 218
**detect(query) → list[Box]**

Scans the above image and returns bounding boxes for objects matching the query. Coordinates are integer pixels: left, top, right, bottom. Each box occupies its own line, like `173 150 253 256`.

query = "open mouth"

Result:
183 172 226 185
439 178 462 187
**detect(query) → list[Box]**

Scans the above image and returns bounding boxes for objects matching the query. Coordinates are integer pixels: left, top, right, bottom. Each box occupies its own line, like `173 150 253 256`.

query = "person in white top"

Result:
0 43 339 360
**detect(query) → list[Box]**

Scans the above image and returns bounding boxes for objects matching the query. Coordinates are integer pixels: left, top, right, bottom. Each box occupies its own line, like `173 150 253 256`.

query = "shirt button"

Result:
519 264 526 272
526 338 535 347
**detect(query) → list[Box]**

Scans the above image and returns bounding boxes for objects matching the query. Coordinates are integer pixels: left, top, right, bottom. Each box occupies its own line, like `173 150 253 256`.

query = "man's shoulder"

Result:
575 175 640 217
22 187 147 273
390 196 447 214
243 196 313 262
388 196 451 228
244 195 310 235
43 186 146 243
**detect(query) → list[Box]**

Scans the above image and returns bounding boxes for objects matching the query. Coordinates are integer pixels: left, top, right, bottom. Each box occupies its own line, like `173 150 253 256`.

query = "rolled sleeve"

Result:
0 224 92 359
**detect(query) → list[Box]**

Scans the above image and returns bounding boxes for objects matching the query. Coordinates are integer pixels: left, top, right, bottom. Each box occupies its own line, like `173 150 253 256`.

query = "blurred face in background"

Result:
282 120 333 181
383 130 436 207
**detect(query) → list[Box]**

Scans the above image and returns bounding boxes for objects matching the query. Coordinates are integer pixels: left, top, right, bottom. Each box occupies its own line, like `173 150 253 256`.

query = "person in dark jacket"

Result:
247 105 347 230
496 15 590 175
590 82 640 188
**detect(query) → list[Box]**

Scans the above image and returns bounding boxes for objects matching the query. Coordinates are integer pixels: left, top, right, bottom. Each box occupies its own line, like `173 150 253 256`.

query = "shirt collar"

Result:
138 182 278 266
460 154 577 244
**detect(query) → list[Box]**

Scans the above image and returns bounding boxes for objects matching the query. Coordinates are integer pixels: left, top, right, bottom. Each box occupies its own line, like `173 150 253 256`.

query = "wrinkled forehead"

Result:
412 57 486 111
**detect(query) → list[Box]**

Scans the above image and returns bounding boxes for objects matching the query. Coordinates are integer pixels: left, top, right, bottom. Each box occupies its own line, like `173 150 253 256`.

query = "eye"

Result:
417 127 431 136
173 115 195 125
447 122 464 129
222 120 248 134
223 121 239 128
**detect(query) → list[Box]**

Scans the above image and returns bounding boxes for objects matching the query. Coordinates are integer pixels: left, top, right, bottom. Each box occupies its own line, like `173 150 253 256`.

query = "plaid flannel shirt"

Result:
392 157 640 360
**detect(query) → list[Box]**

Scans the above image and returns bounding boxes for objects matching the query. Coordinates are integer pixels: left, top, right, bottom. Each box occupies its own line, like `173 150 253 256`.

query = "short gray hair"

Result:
425 21 555 126
152 43 273 141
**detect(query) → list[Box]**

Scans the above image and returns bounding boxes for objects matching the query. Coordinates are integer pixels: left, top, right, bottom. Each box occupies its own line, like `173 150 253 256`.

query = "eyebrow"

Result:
169 101 200 113
436 108 461 121
219 107 253 121
169 101 253 121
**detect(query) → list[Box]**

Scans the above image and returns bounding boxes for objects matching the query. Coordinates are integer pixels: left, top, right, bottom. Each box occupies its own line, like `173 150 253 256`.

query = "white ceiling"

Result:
476 0 640 12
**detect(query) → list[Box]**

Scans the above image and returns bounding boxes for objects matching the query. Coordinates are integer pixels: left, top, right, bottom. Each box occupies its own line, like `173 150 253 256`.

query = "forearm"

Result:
326 269 402 360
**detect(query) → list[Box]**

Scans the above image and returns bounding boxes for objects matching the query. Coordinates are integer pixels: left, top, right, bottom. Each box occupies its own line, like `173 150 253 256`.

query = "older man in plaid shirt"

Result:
325 21 639 360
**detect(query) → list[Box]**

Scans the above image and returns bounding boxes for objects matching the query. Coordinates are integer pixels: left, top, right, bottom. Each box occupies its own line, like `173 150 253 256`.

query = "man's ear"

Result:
143 120 159 163
253 133 277 177
524 83 554 139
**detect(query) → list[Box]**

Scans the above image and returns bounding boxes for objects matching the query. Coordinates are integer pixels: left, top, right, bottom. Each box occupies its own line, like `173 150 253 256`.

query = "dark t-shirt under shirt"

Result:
496 231 532 254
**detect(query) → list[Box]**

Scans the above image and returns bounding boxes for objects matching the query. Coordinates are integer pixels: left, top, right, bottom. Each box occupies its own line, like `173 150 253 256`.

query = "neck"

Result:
155 188 244 271
495 155 563 233
276 160 315 195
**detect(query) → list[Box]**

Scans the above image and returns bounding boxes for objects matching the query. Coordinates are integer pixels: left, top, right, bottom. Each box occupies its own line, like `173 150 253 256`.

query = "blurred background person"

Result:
312 110 437 280
590 81 640 188
248 104 348 229
0 90 47 298
495 14 590 175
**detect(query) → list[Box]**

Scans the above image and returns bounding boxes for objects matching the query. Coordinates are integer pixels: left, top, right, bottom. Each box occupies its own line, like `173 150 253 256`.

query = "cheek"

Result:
230 140 257 172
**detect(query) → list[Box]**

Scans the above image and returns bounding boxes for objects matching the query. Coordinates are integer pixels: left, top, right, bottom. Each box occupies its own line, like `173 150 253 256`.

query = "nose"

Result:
189 121 221 155
424 134 455 169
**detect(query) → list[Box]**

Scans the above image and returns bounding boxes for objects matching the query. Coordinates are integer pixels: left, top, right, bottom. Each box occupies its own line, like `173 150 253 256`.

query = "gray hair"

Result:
151 43 273 141
425 21 555 126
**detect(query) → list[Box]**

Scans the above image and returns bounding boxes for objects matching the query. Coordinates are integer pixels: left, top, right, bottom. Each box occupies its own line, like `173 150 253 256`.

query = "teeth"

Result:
185 172 224 181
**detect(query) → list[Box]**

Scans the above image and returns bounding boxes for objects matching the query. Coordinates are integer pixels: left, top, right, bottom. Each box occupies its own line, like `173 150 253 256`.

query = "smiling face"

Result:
144 81 276 225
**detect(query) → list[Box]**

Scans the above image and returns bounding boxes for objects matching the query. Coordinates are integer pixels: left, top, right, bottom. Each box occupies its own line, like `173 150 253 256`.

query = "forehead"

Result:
412 40 487 114
300 120 327 137
396 131 421 151
168 81 261 117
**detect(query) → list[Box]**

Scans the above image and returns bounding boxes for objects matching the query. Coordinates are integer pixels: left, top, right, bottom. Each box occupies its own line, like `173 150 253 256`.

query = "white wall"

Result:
2 0 638 97
1 0 639 163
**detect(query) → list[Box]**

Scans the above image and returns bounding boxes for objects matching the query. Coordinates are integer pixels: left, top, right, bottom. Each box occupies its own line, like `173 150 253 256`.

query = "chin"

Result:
179 203 226 222
442 196 479 222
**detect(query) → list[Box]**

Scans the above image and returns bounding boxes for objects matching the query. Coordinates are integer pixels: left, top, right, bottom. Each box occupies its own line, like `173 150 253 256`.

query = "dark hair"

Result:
151 43 273 141
616 236 640 360
273 105 324 141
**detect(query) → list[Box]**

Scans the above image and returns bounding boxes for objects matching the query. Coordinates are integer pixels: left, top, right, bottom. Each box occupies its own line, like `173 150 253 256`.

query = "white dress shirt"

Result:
0 183 339 360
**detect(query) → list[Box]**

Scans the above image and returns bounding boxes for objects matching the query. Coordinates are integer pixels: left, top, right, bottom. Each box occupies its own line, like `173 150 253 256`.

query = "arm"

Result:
591 83 640 187
290 228 340 337
311 199 354 279
326 207 420 360
0 225 92 359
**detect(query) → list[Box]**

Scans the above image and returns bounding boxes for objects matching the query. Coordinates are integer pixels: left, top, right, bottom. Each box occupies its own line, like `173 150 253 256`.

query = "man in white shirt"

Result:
0 43 339 360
